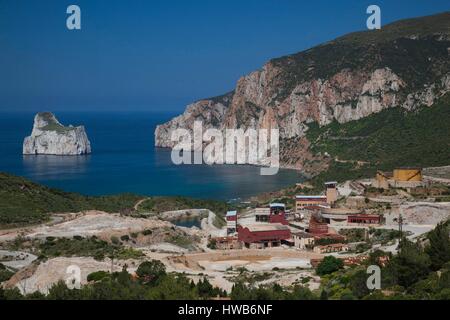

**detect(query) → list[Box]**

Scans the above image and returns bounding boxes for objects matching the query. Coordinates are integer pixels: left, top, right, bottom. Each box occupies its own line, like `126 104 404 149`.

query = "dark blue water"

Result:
173 218 202 229
0 112 301 200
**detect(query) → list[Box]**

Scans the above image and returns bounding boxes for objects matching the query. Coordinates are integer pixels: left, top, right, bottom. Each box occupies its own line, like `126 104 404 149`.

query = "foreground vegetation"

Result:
0 260 227 300
1 221 448 300
317 221 450 300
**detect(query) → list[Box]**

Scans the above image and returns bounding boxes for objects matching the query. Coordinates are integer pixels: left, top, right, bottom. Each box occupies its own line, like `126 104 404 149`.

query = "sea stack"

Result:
23 112 92 155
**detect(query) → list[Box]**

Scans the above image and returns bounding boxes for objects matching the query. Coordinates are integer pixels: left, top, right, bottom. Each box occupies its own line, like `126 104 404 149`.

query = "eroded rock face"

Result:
155 66 449 172
155 13 450 174
23 112 92 155
155 92 232 149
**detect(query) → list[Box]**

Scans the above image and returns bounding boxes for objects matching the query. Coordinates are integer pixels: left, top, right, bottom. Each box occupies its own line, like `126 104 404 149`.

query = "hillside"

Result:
155 12 450 177
307 92 450 187
0 173 142 227
0 173 231 228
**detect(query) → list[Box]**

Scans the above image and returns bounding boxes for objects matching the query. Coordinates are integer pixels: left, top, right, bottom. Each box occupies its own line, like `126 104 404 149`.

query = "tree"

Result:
316 256 344 276
87 271 110 282
196 278 214 299
136 260 166 284
290 285 315 300
425 222 450 271
230 282 255 300
207 239 217 250
47 281 80 300
0 287 23 300
350 269 371 299
145 274 197 300
391 239 431 288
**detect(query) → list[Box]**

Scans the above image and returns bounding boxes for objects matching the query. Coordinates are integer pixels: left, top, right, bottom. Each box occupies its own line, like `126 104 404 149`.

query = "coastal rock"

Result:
155 92 233 149
23 112 91 155
155 13 450 175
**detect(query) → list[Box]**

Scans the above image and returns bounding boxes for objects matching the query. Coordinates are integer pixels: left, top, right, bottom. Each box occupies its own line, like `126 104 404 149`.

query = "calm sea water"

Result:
0 112 301 200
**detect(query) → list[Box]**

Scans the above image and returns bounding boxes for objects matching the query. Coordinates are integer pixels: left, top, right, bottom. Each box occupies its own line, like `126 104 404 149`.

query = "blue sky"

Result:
0 0 449 112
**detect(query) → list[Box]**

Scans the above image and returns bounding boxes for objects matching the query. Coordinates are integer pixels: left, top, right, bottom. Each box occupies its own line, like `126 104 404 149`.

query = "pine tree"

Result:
425 222 450 271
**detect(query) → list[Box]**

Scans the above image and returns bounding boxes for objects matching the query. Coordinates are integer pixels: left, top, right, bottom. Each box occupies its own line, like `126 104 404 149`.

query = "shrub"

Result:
87 271 110 282
316 256 344 276
136 260 166 284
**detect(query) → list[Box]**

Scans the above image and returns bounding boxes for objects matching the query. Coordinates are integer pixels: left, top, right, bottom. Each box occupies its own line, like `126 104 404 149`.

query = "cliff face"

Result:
155 12 450 175
23 112 91 155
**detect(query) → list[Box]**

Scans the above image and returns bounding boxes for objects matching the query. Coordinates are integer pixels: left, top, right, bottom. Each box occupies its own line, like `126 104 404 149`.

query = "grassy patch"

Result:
0 263 14 283
212 214 226 229
28 236 144 261
166 234 194 249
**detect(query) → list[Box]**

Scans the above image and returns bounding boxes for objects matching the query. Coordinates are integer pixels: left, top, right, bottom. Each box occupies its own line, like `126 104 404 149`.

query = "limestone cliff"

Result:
23 112 91 155
155 12 450 175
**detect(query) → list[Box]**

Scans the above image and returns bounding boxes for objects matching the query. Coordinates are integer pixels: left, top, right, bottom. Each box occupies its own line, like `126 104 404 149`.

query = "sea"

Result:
0 111 302 201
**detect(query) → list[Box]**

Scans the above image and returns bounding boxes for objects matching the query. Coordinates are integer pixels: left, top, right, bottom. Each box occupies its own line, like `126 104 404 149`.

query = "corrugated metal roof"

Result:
270 203 286 208
295 195 327 199
244 223 290 232
226 210 237 217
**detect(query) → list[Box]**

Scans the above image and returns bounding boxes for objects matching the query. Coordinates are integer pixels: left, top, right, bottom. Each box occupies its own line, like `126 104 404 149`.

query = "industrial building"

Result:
347 214 381 225
321 207 363 226
295 195 328 211
307 213 346 242
269 203 289 225
226 210 238 235
374 167 423 190
210 236 242 250
255 207 270 222
308 213 329 235
325 181 338 204
237 203 292 249
295 182 338 212
292 231 315 250
237 223 291 249
255 204 289 225
313 243 349 254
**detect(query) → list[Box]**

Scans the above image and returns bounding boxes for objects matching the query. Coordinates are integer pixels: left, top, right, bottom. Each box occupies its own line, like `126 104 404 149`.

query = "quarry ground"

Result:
0 209 325 294
1 166 450 294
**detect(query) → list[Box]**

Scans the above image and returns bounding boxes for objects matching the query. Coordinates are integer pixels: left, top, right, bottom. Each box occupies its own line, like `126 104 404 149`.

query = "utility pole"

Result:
398 213 404 253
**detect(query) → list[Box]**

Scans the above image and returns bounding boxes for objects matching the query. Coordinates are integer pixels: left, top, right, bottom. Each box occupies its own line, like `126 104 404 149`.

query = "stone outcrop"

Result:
155 12 450 175
23 112 91 155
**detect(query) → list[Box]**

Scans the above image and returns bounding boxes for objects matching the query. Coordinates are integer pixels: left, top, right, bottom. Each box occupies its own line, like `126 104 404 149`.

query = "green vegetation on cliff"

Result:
271 12 450 102
305 93 450 187
38 112 74 133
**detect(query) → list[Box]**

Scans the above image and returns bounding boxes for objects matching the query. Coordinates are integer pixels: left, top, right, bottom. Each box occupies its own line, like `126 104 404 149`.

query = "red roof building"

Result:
238 224 291 249
348 214 382 225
